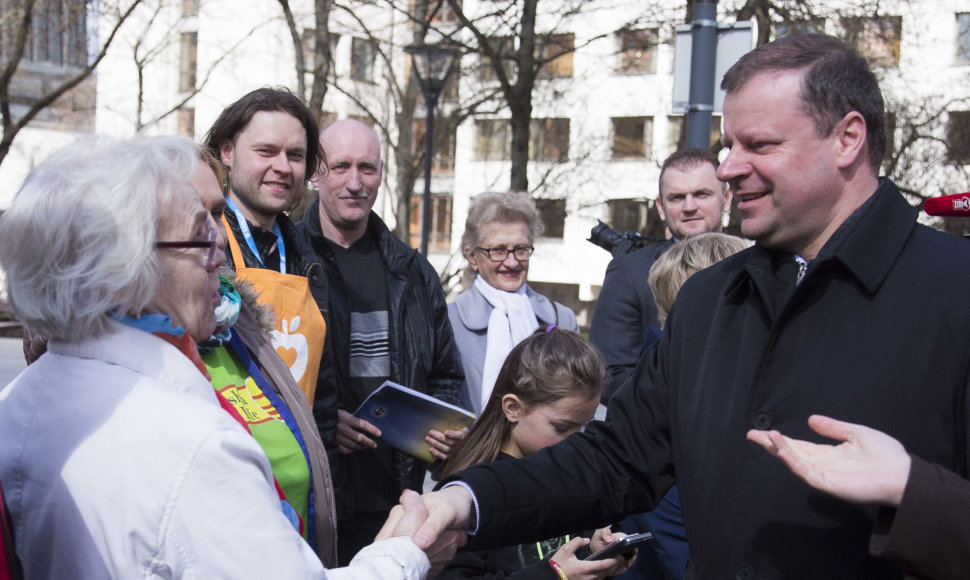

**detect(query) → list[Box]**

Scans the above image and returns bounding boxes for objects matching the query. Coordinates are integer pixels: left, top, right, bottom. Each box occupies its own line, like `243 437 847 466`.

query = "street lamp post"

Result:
404 43 460 256
686 0 718 149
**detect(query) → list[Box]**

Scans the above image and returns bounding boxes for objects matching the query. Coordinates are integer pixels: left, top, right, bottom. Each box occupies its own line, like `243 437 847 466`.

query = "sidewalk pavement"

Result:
0 337 26 387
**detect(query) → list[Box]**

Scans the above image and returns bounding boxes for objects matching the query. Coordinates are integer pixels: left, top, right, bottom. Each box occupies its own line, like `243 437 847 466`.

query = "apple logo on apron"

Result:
272 316 310 382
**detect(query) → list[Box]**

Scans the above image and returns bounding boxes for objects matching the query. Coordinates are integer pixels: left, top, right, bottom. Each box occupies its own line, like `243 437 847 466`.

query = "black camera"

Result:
588 220 650 257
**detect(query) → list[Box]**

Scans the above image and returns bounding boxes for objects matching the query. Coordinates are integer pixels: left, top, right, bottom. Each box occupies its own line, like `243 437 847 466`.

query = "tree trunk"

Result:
508 0 537 192
392 0 430 241
308 0 333 120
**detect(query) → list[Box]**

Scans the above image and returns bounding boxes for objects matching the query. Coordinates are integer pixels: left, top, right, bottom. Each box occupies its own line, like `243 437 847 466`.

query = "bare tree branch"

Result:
0 0 146 165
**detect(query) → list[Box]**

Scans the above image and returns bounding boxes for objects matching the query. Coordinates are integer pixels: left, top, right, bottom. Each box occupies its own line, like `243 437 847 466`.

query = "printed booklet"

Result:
353 380 477 463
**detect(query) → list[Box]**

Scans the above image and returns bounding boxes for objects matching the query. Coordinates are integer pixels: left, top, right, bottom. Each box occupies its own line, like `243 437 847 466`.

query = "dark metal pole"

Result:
420 91 437 256
686 0 718 149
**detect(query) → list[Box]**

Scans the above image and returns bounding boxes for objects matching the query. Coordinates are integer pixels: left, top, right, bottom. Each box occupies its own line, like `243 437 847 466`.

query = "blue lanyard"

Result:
226 197 287 273
227 329 315 548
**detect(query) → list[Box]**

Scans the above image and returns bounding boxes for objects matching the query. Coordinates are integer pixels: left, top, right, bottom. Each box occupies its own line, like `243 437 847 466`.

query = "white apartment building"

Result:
2 0 970 325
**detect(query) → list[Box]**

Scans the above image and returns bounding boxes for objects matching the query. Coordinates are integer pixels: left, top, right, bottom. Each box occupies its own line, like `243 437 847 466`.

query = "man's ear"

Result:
722 186 733 213
835 111 868 170
656 197 668 223
219 140 234 168
502 394 524 423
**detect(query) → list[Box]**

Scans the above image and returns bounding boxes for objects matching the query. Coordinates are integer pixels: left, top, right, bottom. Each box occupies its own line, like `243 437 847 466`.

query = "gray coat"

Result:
448 283 578 413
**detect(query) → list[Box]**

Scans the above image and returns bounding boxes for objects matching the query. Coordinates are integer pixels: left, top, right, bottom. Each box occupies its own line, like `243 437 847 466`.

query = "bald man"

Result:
299 119 464 563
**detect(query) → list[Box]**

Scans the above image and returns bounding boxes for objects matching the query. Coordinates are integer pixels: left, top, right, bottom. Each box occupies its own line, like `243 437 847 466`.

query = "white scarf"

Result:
474 274 538 409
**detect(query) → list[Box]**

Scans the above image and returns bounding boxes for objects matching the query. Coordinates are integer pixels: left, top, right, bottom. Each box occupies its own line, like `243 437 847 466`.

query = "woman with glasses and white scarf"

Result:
448 192 579 414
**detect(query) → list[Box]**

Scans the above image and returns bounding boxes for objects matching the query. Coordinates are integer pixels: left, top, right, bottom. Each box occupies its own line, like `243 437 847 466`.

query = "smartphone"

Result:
584 531 654 561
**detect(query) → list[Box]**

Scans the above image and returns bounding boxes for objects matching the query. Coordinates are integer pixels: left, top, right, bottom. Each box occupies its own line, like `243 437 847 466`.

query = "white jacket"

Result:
0 320 428 579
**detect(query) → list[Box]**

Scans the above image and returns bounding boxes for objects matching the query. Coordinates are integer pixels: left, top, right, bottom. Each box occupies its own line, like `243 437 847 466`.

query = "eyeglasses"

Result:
476 245 534 262
155 222 221 269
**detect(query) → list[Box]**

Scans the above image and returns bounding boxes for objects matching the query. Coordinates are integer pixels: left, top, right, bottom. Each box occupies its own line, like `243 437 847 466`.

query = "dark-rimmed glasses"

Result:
155 223 220 269
475 245 534 262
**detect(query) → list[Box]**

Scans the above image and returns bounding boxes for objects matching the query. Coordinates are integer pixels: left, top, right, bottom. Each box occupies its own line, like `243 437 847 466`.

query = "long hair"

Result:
441 327 606 478
203 87 321 179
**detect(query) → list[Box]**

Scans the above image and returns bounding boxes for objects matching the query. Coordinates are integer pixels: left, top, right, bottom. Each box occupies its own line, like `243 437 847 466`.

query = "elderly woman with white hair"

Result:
0 135 447 579
448 191 579 414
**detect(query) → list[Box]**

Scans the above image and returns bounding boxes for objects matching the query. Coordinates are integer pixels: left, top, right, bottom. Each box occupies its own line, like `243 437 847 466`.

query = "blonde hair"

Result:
648 233 750 327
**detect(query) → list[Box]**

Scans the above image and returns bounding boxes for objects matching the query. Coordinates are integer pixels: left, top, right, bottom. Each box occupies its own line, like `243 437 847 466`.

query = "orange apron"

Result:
222 214 325 404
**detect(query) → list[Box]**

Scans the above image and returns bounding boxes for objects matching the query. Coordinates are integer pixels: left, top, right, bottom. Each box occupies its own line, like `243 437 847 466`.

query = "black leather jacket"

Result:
298 202 464 495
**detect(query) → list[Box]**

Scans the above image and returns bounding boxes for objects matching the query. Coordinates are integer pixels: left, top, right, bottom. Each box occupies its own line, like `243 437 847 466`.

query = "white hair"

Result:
0 135 199 341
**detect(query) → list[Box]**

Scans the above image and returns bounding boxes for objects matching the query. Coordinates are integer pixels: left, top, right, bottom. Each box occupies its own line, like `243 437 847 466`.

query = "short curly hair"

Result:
0 135 199 341
460 191 543 281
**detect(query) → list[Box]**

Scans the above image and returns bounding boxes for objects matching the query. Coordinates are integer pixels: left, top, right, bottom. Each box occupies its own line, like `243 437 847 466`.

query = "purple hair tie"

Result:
546 325 557 332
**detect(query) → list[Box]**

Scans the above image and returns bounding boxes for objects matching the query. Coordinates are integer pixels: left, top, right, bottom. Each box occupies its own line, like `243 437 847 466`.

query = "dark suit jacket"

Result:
589 240 674 402
447 180 970 579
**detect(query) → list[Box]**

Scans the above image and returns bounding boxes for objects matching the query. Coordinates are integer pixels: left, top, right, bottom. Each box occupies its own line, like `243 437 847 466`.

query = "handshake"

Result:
376 487 636 579
374 487 473 576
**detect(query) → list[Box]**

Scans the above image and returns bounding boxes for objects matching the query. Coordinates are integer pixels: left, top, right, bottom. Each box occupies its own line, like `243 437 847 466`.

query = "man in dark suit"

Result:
590 147 731 402
404 33 970 579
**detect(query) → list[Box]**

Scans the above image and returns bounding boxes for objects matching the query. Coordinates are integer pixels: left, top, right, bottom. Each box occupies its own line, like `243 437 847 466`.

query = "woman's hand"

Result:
548 530 635 580
376 490 465 577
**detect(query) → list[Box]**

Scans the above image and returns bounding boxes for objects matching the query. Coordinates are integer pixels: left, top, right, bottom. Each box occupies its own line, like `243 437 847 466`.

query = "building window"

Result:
179 32 198 93
439 72 459 103
475 119 510 160
182 0 199 16
607 199 650 234
18 0 88 70
178 107 195 137
302 28 315 70
617 29 657 75
958 13 970 63
612 116 653 159
479 36 514 81
319 111 338 129
775 18 825 39
351 37 377 82
666 115 721 158
842 16 901 67
947 110 970 164
408 0 461 24
530 118 570 162
413 119 457 176
2 0 95 131
410 194 453 252
301 29 339 73
535 198 566 239
431 0 461 24
537 33 574 79
348 114 374 128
